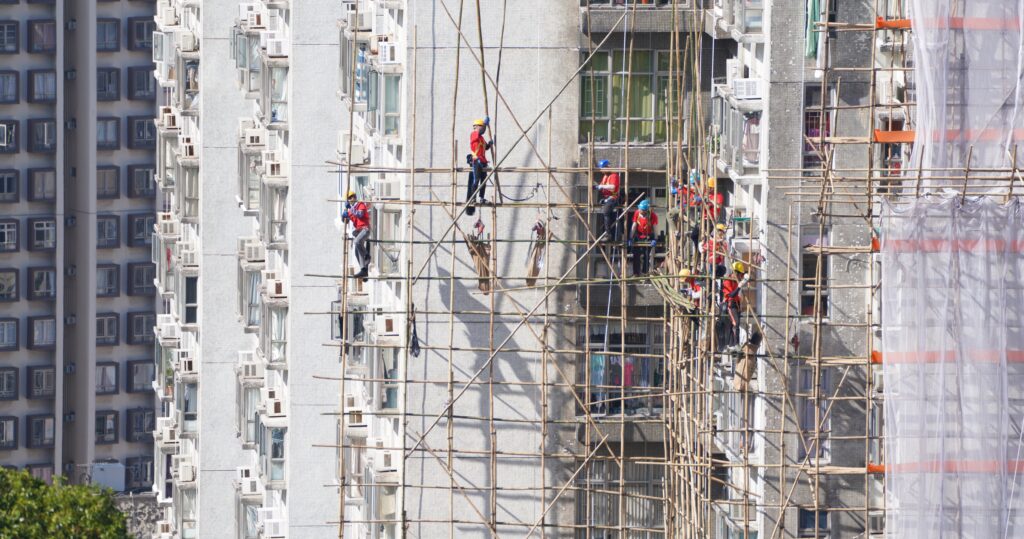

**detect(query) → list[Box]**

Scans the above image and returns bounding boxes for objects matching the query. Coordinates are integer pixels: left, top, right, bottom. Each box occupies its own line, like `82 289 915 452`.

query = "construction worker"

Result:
679 267 702 347
466 117 494 210
720 261 749 349
593 159 620 241
702 176 725 224
628 199 658 276
342 190 372 281
700 223 729 277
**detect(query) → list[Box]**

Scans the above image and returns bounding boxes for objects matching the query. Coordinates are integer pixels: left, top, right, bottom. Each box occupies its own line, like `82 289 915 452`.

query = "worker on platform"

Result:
593 159 620 241
342 190 372 281
701 223 729 278
467 118 494 209
720 261 749 349
628 199 658 276
679 267 702 347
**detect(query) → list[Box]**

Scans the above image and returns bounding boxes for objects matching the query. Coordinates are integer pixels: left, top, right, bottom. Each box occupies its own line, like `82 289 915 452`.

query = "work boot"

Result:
354 267 369 281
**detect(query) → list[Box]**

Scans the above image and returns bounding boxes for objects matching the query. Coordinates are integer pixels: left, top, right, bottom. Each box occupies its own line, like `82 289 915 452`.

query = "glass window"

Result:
96 362 118 395
0 119 17 153
127 360 154 393
0 269 15 301
383 74 401 136
128 213 154 246
28 267 55 300
0 220 17 252
97 117 119 150
798 509 829 537
28 218 56 250
28 119 56 153
28 70 55 102
128 18 154 50
126 408 154 442
128 116 155 149
184 276 198 324
797 367 832 459
96 264 119 297
0 22 17 53
801 227 830 316
0 319 15 350
269 428 285 481
269 67 288 123
27 366 55 399
125 456 153 490
127 312 154 345
0 368 15 400
96 313 118 346
128 165 155 197
96 19 120 52
0 417 16 450
128 263 155 296
28 317 55 349
97 68 119 101
28 20 56 53
28 169 56 201
0 71 16 103
97 166 119 198
128 67 155 100
95 411 118 444
96 215 119 249
0 170 16 202
580 50 675 144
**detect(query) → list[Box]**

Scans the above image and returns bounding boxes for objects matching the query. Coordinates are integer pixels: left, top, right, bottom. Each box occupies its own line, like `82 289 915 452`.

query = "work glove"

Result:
488 137 495 148
344 202 351 209
593 184 601 190
627 240 633 248
693 196 702 203
484 116 490 127
342 210 350 220
650 239 657 247
671 187 678 196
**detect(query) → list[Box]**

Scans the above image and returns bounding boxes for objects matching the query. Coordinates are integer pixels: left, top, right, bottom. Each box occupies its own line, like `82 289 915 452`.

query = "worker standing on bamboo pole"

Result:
720 261 748 350
628 199 658 276
701 223 729 278
466 118 494 212
342 190 372 281
593 159 620 241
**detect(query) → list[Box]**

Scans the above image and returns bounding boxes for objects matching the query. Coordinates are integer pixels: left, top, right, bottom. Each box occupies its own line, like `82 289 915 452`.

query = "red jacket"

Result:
633 211 658 239
598 172 620 199
702 238 725 265
349 201 370 230
470 130 489 164
721 278 742 305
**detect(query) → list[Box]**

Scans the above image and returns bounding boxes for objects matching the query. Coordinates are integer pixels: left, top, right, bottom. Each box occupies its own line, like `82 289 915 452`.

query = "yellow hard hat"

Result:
679 268 691 278
707 177 716 190
715 223 727 231
473 119 485 126
732 261 746 273
346 190 357 199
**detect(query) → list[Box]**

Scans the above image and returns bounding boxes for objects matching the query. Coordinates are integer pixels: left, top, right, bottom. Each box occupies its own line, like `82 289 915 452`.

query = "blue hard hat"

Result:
598 159 610 169
638 200 650 211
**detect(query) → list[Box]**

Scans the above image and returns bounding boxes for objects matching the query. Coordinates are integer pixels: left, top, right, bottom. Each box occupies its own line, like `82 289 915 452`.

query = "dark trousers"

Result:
724 302 740 348
601 197 617 241
632 240 652 276
467 160 488 203
353 227 371 271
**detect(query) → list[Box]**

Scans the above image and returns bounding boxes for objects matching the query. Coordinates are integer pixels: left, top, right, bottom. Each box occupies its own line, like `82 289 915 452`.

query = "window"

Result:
128 263 155 295
96 313 118 346
128 67 155 100
96 19 119 52
580 50 677 144
28 70 55 102
28 168 56 201
0 71 17 103
96 215 119 249
0 120 18 153
27 415 54 448
125 456 153 490
800 227 830 316
268 67 288 123
0 417 16 450
128 18 155 50
0 220 17 252
128 116 155 149
259 427 286 481
798 509 829 537
28 20 56 53
0 21 17 53
0 319 16 350
128 213 154 247
128 165 155 197
127 360 154 393
0 368 16 400
184 276 198 324
804 86 833 171
96 264 119 297
0 269 15 301
28 464 52 484
27 366 55 398
0 170 17 202
382 74 401 136
28 267 55 300
97 68 119 101
96 411 118 444
97 117 119 150
97 166 119 198
96 362 118 395
127 312 155 345
573 459 665 536
126 408 155 442
28 218 56 250
28 317 54 349
28 119 56 153
797 367 832 460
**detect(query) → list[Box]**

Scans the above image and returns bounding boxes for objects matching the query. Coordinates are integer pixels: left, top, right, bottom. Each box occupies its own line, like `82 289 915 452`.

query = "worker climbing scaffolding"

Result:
719 261 748 350
465 117 494 216
593 160 620 241
629 199 658 276
342 190 372 281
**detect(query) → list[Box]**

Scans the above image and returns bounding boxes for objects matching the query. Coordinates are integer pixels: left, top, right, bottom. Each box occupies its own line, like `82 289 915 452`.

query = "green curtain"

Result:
805 0 820 59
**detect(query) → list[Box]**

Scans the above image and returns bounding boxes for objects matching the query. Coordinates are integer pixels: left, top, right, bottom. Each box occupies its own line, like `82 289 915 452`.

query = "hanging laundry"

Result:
525 220 549 287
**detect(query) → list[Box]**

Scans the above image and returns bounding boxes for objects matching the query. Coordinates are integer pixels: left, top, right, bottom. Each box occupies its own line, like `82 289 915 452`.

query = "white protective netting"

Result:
882 196 1024 537
908 0 1024 187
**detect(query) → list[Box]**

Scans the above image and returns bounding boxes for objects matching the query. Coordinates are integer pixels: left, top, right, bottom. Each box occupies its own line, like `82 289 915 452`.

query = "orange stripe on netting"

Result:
877 17 1023 31
880 350 1024 364
875 17 911 30
882 460 1024 474
874 130 915 143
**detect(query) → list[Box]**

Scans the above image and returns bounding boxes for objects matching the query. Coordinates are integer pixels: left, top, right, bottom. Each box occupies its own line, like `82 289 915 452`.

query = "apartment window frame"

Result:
28 168 56 201
28 316 55 349
97 67 120 101
128 17 155 50
96 362 118 395
96 19 120 52
125 456 153 491
0 268 16 301
27 20 56 54
95 410 118 444
0 220 17 252
27 366 55 399
27 267 56 300
0 169 16 202
27 415 54 448
128 165 156 197
97 117 120 150
127 116 156 149
0 119 18 153
382 74 401 136
800 226 831 317
0 21 18 54
127 67 156 100
27 218 56 251
127 213 154 247
96 312 119 346
96 264 119 297
97 166 120 199
0 368 16 400
0 417 16 450
27 118 56 153
796 366 833 461
798 508 830 538
126 311 155 345
125 408 155 442
0 71 17 103
127 360 154 393
0 319 17 351
580 49 676 144
96 214 120 249
28 70 56 103
127 263 155 296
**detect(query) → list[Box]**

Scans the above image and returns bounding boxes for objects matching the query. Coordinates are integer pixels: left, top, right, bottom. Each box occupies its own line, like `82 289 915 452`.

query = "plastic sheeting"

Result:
882 196 1024 537
908 0 1024 186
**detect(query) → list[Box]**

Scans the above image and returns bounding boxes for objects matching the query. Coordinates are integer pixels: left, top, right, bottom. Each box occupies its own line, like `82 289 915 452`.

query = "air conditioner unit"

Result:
266 38 288 58
155 417 179 447
338 132 367 163
374 179 399 200
376 314 399 336
247 10 266 29
374 449 399 473
263 519 286 539
245 241 266 263
379 488 397 517
236 466 262 495
162 109 179 129
346 11 371 32
239 2 257 21
725 58 741 87
379 41 399 64
179 31 197 52
261 387 286 417
263 151 284 177
263 274 286 298
158 4 178 27
244 128 265 147
180 245 198 268
732 78 761 100
175 455 197 483
156 520 173 535
177 350 197 374
239 360 264 381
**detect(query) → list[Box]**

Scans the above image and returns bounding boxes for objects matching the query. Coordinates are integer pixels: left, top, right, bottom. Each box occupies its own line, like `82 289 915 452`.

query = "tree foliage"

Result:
0 467 129 539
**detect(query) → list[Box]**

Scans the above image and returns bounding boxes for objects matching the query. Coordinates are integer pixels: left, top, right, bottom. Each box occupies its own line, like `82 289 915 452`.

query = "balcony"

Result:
154 417 180 452
704 0 764 41
710 81 762 177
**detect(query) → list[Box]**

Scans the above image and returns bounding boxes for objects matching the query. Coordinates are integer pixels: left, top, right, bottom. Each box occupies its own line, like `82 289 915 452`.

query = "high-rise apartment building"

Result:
0 0 157 492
